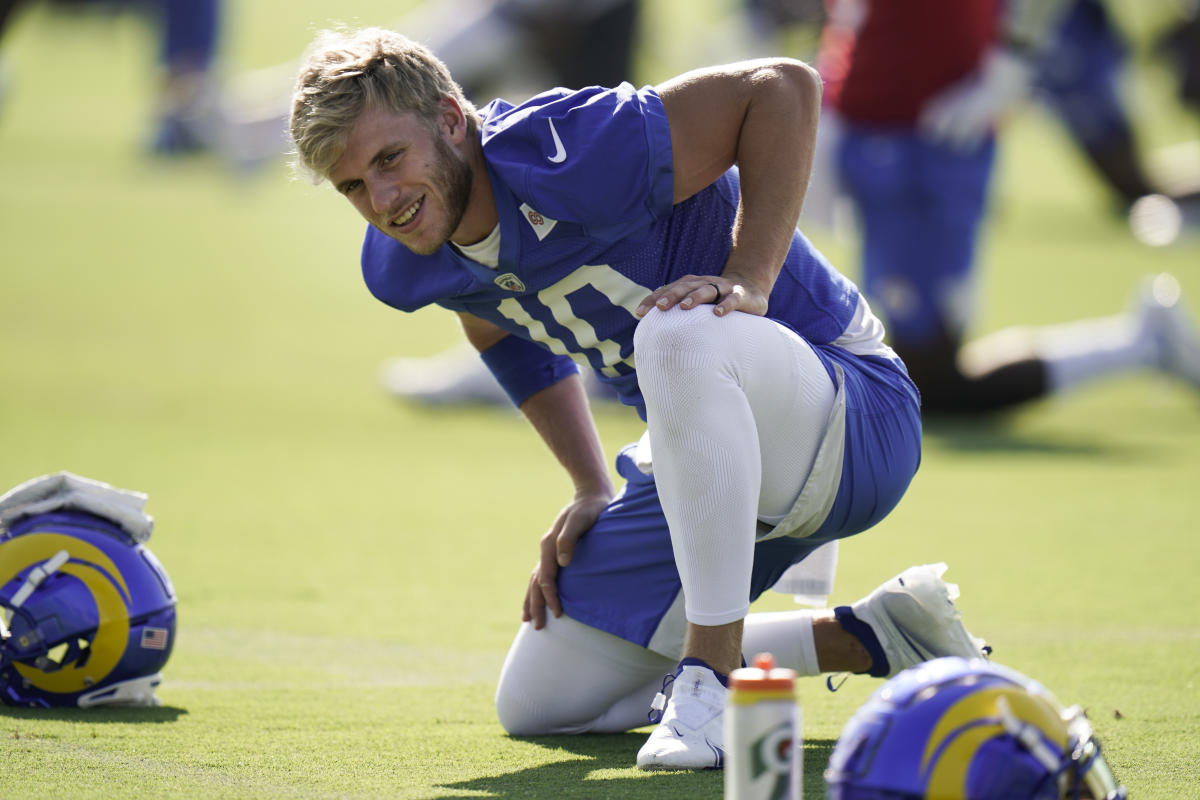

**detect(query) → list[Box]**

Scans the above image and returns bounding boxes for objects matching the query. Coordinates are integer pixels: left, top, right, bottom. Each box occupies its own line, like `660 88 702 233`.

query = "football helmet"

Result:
0 494 177 708
825 656 1126 800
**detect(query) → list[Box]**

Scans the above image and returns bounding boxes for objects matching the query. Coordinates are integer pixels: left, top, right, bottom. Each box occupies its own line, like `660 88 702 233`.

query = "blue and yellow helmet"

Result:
825 657 1126 800
0 510 177 708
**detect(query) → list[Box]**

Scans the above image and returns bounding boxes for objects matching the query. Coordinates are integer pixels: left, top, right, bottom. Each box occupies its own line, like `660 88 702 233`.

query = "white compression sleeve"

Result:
1036 315 1157 393
495 614 675 735
743 609 823 677
634 307 836 626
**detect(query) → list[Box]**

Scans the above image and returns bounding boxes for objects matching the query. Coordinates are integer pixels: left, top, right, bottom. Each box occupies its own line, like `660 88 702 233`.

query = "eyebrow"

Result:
334 142 406 195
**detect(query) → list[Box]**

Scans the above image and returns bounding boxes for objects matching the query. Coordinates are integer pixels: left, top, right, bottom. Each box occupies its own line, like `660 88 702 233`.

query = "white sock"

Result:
1035 314 1156 393
743 610 823 676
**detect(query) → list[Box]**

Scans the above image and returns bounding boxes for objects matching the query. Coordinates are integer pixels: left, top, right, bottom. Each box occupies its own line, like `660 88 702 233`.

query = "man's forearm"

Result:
520 373 614 498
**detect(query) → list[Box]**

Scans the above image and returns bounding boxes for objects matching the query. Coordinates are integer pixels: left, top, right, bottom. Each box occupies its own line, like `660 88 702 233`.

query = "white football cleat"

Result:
636 663 727 771
378 345 512 406
843 563 988 679
378 345 620 406
1138 273 1200 390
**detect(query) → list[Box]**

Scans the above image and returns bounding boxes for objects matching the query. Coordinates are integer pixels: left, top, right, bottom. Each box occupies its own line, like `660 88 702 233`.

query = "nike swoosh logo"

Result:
708 739 724 769
546 118 566 164
665 725 724 768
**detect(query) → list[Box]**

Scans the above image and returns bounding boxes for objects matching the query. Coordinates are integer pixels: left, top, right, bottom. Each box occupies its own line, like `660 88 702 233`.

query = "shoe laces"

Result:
647 671 676 725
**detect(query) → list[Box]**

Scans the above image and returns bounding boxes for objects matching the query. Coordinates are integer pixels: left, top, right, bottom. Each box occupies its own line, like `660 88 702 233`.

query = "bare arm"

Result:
635 58 824 318
458 309 509 351
458 312 613 627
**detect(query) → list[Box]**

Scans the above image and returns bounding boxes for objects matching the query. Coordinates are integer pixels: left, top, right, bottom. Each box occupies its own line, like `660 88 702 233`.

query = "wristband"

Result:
479 335 580 407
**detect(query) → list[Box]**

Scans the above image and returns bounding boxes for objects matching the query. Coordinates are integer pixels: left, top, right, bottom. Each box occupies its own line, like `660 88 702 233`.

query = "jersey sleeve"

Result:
361 228 476 312
480 84 675 241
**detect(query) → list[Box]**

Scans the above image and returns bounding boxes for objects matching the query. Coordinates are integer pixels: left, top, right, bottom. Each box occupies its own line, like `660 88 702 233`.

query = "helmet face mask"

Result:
825 657 1126 800
0 511 177 708
1061 714 1125 800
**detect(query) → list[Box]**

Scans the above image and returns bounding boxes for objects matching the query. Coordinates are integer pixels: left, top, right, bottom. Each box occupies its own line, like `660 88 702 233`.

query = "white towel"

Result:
770 540 838 607
0 472 154 543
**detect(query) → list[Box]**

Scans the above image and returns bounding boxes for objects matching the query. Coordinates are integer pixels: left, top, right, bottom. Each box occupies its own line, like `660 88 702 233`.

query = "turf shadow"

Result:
0 705 187 724
922 415 1149 458
433 734 837 799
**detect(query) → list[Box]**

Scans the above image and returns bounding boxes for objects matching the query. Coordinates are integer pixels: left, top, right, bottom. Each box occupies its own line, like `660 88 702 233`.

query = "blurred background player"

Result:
818 0 1200 416
825 656 1127 799
412 0 640 102
0 0 222 155
218 0 641 173
1032 0 1199 218
748 0 1200 236
1156 0 1200 118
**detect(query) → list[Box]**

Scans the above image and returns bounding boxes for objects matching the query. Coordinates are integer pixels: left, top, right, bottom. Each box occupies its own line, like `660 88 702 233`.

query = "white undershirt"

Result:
835 295 897 361
455 224 501 268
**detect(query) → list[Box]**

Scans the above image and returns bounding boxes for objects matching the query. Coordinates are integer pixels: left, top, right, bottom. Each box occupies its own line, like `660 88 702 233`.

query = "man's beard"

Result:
405 133 473 256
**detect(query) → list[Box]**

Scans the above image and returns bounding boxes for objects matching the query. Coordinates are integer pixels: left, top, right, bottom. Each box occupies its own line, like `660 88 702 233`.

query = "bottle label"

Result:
750 718 795 799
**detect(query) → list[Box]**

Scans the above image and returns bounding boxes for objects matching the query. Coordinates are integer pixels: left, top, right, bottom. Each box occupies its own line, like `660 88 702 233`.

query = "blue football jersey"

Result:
361 83 863 415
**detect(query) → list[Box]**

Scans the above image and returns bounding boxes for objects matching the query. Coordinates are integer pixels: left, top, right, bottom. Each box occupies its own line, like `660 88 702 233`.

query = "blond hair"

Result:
289 27 479 183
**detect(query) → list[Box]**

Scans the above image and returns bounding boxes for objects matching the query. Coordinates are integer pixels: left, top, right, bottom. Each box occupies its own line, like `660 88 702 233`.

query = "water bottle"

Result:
724 652 802 800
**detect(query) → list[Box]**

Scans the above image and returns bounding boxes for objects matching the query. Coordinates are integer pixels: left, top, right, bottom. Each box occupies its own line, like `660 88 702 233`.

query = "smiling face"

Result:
328 103 475 255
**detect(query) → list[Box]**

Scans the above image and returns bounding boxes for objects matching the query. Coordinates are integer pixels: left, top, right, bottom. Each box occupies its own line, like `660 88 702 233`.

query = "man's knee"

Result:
633 306 724 361
494 674 549 736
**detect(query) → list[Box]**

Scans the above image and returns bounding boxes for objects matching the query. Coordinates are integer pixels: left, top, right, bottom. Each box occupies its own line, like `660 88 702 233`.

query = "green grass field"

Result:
1 1 1198 797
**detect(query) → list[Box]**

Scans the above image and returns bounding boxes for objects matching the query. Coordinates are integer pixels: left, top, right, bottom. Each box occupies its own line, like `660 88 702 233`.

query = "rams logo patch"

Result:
518 202 558 240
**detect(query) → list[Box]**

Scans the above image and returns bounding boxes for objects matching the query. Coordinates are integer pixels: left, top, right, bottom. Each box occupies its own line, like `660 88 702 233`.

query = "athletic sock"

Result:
1036 314 1156 393
742 609 823 676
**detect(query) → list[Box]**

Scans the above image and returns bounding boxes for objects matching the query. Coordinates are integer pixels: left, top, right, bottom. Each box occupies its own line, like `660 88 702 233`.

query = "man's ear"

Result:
438 96 468 143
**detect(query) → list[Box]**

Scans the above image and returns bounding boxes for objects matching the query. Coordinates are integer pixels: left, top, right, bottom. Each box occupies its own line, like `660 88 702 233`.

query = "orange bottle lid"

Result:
728 652 797 691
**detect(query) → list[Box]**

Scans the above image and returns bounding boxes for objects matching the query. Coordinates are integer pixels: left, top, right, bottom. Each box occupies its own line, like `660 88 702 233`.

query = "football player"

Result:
289 28 987 769
0 0 222 154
